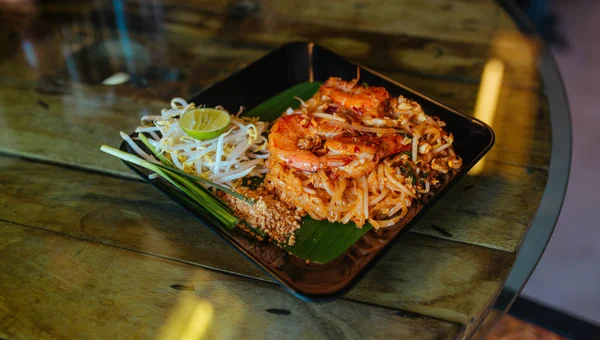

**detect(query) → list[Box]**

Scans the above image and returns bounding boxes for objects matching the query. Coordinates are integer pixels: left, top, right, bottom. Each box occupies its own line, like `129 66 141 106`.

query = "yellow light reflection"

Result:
474 59 504 125
470 32 540 175
157 296 214 340
469 58 504 175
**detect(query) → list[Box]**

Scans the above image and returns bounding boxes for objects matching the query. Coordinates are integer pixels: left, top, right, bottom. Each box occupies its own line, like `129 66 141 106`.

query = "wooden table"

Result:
0 1 570 339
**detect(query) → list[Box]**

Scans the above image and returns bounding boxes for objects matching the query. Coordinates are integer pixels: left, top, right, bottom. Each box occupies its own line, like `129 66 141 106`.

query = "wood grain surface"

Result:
0 0 555 339
0 0 547 174
0 78 549 178
0 221 461 340
0 155 514 327
1 148 539 256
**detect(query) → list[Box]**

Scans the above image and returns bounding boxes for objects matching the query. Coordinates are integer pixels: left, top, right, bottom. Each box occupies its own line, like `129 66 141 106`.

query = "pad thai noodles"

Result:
265 74 462 229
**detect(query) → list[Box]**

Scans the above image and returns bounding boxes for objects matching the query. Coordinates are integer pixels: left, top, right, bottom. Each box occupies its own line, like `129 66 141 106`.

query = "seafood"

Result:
268 114 344 172
324 135 410 178
319 76 390 119
265 75 462 228
268 114 410 178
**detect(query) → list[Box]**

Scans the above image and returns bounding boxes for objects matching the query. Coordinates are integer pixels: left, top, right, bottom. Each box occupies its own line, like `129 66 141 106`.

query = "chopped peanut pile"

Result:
221 186 305 246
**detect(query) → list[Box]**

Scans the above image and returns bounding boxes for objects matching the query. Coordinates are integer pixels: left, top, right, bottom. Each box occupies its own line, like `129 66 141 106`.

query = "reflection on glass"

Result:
469 33 540 176
157 296 214 340
21 39 38 68
469 33 542 339
101 72 131 85
470 58 504 176
474 59 505 126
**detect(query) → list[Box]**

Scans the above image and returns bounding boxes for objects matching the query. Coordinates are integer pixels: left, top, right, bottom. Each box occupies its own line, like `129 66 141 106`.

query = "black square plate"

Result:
120 42 494 301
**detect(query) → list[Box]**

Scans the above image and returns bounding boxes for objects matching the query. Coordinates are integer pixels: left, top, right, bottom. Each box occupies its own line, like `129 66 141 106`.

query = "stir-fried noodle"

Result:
265 75 462 228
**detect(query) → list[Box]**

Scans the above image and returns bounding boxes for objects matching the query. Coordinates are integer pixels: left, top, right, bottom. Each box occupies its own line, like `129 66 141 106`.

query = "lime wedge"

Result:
180 108 231 140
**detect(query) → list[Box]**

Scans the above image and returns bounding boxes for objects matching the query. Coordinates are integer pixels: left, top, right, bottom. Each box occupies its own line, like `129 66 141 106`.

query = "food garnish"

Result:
100 145 240 229
180 108 231 141
137 98 269 186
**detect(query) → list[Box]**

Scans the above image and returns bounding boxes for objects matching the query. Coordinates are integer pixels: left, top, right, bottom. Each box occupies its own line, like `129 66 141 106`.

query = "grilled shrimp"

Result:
268 114 345 172
319 76 390 120
268 114 410 178
324 135 410 178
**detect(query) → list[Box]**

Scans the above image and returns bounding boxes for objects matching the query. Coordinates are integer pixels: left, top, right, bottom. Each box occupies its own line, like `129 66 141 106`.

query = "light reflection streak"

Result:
157 296 214 340
21 40 38 68
113 0 136 75
469 33 539 176
474 59 504 127
469 58 504 176
61 26 81 82
151 0 168 65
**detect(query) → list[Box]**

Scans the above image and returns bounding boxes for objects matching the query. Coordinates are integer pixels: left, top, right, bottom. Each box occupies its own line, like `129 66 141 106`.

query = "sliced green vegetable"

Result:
100 145 238 229
137 133 173 166
137 134 247 207
151 161 254 204
401 165 417 185
134 134 230 209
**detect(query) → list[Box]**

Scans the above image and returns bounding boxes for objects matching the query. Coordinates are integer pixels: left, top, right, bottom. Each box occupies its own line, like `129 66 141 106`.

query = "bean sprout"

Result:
127 98 270 187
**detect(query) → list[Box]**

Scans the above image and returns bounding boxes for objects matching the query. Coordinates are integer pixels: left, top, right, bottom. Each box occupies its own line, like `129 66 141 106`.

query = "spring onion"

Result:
100 145 239 229
136 133 254 204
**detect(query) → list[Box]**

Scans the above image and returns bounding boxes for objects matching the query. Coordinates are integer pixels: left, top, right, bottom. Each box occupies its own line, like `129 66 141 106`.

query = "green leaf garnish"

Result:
401 165 417 185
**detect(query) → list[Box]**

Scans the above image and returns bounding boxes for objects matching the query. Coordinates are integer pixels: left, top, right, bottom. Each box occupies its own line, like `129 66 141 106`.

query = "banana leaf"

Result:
287 217 371 264
244 82 372 264
245 81 322 120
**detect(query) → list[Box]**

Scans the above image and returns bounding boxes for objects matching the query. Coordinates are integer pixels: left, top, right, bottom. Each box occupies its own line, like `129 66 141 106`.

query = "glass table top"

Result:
0 1 571 339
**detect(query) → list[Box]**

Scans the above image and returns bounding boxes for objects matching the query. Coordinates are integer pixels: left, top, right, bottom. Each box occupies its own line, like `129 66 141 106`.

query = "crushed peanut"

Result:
220 186 305 246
